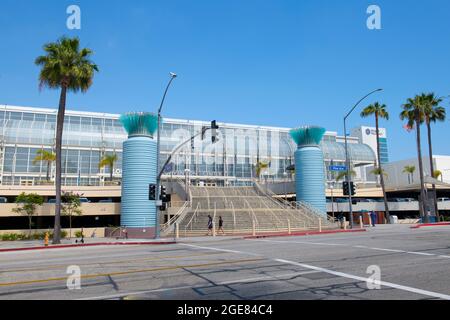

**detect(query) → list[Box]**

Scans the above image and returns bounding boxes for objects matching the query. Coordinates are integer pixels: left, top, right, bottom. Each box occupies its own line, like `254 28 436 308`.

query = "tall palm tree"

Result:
35 37 98 244
361 102 390 222
400 95 428 222
403 165 416 184
32 149 56 181
423 93 446 220
99 153 118 182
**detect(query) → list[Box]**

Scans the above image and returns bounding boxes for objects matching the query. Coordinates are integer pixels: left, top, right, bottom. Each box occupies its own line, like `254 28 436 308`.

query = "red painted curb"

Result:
411 222 450 229
243 229 367 239
0 241 176 253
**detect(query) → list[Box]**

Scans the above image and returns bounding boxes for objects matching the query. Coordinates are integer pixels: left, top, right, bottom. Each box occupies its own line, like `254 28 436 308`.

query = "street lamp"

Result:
344 88 383 228
155 72 177 239
283 171 288 201
329 181 335 219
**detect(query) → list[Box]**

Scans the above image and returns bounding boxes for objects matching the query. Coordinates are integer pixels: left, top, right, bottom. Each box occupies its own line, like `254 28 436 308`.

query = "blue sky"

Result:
0 0 449 161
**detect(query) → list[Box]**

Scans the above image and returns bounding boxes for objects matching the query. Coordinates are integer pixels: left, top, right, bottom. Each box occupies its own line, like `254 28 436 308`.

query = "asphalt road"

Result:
1 225 450 300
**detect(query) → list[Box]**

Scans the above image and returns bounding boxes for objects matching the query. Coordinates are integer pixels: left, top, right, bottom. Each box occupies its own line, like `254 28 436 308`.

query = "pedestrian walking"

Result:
218 216 225 235
371 211 377 227
206 215 213 236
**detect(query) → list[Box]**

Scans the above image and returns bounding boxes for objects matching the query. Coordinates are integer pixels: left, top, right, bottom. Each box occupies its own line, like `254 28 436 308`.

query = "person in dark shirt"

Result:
218 216 225 235
207 215 213 236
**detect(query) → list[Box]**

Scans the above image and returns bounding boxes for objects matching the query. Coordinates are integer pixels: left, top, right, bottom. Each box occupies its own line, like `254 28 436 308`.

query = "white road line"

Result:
249 239 445 259
180 243 261 256
180 243 450 300
78 270 320 300
274 258 450 300
439 255 450 259
406 252 436 256
369 248 406 253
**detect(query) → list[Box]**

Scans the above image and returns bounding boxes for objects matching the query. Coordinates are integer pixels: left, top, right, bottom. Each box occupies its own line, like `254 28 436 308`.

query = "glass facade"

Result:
0 106 376 187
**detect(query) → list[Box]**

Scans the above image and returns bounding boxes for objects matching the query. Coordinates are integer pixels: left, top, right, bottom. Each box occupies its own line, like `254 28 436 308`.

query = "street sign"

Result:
329 165 347 172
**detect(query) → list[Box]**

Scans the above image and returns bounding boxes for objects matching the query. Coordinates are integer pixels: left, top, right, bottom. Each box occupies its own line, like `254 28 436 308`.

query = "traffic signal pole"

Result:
343 89 383 229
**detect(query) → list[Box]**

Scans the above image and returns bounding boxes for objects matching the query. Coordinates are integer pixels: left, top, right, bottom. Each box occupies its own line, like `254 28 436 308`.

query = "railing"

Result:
184 202 201 234
160 201 190 235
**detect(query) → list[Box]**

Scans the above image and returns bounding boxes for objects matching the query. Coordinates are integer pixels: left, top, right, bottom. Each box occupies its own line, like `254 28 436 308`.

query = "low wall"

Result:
0 227 105 238
0 203 120 217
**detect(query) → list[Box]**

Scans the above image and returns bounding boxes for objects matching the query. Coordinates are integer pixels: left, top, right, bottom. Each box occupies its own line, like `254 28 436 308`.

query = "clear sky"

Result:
0 0 449 161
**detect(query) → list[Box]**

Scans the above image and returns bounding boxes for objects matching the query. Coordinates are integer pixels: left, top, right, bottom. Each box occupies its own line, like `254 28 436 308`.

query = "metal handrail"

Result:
185 202 200 233
160 201 189 233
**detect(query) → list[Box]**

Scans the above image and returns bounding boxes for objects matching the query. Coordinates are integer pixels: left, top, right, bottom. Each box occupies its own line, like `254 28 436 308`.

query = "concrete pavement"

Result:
0 224 449 300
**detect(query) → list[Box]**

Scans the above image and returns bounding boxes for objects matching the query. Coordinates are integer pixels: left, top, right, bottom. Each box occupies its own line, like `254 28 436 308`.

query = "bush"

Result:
74 231 83 238
0 231 68 241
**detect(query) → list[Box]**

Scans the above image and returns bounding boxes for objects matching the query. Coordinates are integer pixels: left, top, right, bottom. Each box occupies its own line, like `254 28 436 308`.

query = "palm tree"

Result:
32 149 56 181
400 95 428 222
35 37 98 244
335 170 356 182
99 153 118 182
433 170 443 182
361 102 390 222
423 93 446 220
403 165 416 184
255 161 270 181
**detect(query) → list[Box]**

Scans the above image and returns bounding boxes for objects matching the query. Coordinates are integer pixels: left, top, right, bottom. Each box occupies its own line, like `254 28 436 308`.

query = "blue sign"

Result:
329 165 347 172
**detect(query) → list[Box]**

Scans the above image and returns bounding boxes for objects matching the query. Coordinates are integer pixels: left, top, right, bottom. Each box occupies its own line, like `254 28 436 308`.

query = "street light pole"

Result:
155 72 177 239
344 88 383 229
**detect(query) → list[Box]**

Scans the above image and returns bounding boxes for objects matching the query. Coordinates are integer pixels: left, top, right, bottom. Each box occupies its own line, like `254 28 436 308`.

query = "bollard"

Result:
319 218 322 233
360 216 364 229
343 217 347 230
288 219 291 235
252 219 256 236
44 232 49 247
175 223 179 240
213 222 216 237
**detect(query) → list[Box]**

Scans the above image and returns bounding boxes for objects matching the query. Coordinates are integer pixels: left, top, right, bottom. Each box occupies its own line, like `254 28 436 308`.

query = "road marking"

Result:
0 258 264 287
406 252 436 256
249 239 446 259
181 243 450 300
439 255 450 259
79 270 321 300
369 248 406 253
180 243 262 256
0 251 225 274
274 258 450 300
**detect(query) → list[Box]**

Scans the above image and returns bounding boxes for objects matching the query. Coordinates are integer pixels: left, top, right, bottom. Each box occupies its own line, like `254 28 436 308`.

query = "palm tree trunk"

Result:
46 160 51 181
415 113 428 223
53 84 68 244
375 113 390 223
426 119 439 221
110 164 113 182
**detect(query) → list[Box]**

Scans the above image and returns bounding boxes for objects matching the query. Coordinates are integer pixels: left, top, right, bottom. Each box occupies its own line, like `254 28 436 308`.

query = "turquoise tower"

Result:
120 112 159 238
290 126 327 215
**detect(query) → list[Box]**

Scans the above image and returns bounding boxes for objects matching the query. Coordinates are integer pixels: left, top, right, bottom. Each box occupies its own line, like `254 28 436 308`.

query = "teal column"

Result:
290 126 327 215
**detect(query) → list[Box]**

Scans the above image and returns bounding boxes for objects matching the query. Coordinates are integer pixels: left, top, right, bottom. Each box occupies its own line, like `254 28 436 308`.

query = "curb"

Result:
243 228 367 239
411 222 450 229
0 241 176 253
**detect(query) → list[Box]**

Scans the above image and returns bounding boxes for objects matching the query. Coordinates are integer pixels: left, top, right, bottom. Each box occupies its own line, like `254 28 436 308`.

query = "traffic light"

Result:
350 182 356 196
211 120 219 144
159 185 168 211
160 185 167 202
343 181 350 196
149 184 156 201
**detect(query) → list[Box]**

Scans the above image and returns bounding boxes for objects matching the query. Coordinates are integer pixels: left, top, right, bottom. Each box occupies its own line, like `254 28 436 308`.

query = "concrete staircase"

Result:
175 185 337 237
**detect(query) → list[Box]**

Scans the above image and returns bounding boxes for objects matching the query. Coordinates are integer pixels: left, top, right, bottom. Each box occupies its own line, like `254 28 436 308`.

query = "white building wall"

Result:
383 156 450 188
